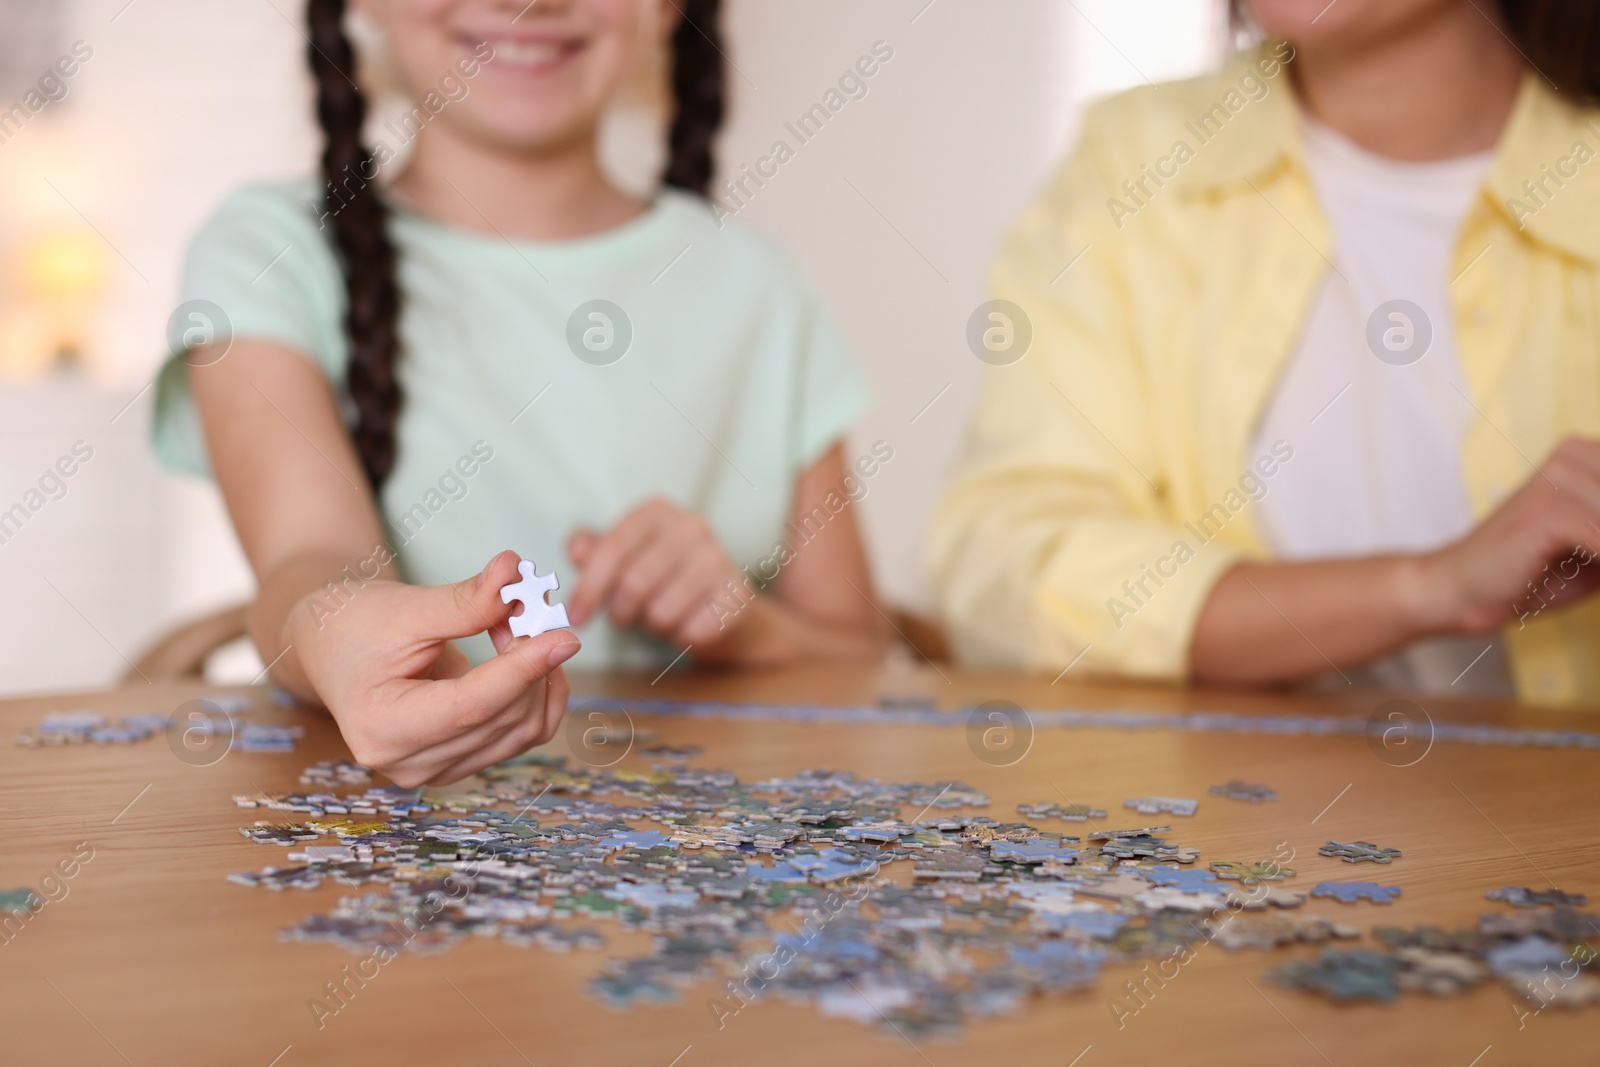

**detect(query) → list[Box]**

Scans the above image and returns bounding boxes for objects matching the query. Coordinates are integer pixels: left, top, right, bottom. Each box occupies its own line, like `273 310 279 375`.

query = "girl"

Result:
153 0 887 785
930 0 1600 705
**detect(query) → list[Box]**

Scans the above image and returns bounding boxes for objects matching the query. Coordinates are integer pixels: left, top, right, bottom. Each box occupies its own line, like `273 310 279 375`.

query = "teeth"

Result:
482 39 566 67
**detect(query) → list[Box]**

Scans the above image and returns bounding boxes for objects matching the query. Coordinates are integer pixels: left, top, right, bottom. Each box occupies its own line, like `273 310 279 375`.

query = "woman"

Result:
929 0 1600 704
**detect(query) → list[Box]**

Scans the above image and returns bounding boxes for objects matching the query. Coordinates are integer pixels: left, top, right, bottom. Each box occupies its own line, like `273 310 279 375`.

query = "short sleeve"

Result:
791 286 873 471
151 181 347 477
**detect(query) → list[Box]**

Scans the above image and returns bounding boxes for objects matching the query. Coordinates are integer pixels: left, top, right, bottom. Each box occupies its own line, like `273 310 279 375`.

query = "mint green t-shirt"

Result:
152 181 872 668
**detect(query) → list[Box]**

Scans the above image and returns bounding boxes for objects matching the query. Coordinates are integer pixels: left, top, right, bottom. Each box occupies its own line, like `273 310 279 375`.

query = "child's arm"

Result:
565 444 890 663
190 340 578 784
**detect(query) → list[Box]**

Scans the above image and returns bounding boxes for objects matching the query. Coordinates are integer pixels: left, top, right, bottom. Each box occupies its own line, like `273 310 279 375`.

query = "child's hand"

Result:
288 551 579 787
566 498 751 653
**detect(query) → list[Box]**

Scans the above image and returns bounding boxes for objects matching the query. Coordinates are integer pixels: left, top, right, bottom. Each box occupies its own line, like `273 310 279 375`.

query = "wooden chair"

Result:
123 603 251 683
889 607 951 665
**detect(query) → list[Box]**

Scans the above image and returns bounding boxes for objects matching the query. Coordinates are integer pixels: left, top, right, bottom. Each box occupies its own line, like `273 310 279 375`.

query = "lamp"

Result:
1 228 107 376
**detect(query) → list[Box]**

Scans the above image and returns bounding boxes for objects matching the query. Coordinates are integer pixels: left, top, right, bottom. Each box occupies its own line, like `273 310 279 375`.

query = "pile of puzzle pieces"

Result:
221 753 1599 1037
15 696 303 752
15 711 174 746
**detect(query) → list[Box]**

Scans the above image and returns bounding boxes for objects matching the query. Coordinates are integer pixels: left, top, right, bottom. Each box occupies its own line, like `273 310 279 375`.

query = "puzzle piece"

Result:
1208 780 1277 803
1222 884 1307 910
1004 883 1096 915
840 823 907 843
1269 949 1400 1002
989 840 1080 865
1312 881 1402 904
1086 825 1171 839
1479 908 1600 941
1210 860 1295 883
0 888 38 913
499 559 571 638
1133 887 1223 913
602 883 699 910
1486 886 1589 908
1205 913 1357 950
1394 947 1487 995
1006 941 1105 991
1507 973 1600 1007
787 850 878 884
607 829 672 851
1017 801 1106 822
1123 797 1197 817
1318 840 1402 864
1373 925 1489 954
1143 865 1224 894
912 850 989 883
1075 870 1151 901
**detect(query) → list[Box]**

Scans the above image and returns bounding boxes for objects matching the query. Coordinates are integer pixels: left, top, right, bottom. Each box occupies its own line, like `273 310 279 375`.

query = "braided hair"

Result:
304 0 726 492
663 0 725 196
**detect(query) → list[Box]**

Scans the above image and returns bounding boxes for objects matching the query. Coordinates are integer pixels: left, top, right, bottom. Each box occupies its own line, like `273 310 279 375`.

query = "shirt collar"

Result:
1483 73 1600 263
1176 43 1302 192
1181 50 1600 264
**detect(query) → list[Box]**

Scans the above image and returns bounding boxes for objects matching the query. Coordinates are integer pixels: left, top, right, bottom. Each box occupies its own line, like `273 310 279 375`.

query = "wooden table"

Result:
2 665 1596 1066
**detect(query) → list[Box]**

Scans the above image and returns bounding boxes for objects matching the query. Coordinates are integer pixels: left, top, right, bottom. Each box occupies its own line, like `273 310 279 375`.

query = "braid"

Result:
307 0 404 492
663 0 725 196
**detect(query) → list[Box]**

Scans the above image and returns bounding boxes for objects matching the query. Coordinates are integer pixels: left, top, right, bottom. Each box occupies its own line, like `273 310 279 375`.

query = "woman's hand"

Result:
565 497 754 655
1421 436 1600 632
287 550 579 787
1193 436 1600 685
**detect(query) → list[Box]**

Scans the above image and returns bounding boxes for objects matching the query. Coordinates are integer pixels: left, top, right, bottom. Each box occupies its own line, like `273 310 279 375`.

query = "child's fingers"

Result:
424 667 570 785
567 510 660 625
381 641 573 783
409 550 524 641
442 629 580 717
608 536 687 626
567 528 599 566
487 617 515 654
645 549 729 637
386 694 528 783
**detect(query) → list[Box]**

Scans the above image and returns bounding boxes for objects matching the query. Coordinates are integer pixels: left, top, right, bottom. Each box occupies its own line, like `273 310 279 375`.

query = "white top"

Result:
1247 117 1512 697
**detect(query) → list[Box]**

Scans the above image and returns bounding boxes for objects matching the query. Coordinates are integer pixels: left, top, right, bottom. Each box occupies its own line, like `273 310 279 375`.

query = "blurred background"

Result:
0 0 1228 695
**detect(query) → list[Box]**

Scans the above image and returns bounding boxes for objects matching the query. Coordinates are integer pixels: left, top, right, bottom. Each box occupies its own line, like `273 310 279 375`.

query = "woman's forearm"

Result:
1189 554 1459 685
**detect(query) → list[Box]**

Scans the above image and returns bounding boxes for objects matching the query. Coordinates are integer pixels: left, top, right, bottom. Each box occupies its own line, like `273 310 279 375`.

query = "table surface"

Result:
2 665 1596 1067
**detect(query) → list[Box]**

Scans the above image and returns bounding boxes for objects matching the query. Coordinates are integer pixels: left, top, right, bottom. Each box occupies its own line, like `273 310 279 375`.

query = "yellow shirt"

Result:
926 46 1600 706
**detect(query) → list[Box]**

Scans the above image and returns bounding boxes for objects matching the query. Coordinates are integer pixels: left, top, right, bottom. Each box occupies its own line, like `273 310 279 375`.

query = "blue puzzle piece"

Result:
1008 941 1106 968
799 851 879 883
1006 941 1106 991
1007 882 1083 903
1487 936 1568 977
1144 865 1225 894
601 883 699 910
989 840 1080 865
776 930 879 962
1311 881 1401 904
1039 911 1129 939
744 862 810 884
607 829 672 851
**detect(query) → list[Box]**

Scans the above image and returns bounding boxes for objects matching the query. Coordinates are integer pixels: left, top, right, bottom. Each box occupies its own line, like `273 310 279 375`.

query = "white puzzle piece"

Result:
500 559 571 638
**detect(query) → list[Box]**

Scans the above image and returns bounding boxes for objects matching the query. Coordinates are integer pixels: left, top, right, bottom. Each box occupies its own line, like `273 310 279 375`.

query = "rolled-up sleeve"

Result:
925 104 1248 681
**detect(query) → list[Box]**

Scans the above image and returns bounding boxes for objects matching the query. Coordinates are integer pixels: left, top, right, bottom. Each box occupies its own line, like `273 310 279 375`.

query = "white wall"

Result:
0 0 1222 694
